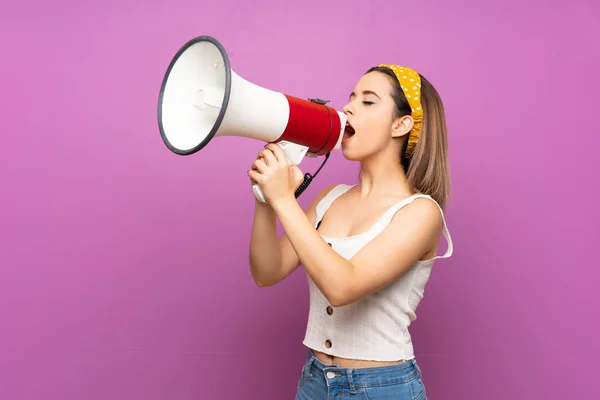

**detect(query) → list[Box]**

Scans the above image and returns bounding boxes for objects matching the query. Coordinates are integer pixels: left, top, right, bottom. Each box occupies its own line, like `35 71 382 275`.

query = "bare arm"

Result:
249 184 337 287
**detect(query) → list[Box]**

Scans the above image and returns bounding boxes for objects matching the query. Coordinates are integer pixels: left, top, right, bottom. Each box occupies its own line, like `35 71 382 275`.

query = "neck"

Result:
357 149 413 199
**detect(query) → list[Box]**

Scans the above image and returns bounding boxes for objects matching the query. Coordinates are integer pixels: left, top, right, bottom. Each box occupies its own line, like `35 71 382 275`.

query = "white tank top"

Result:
302 184 454 362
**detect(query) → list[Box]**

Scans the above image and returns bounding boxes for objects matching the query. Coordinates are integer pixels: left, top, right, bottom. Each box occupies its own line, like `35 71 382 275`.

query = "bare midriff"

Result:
312 349 407 368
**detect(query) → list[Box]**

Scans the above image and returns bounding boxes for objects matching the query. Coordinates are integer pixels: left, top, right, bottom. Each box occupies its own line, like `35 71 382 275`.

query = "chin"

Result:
341 145 365 162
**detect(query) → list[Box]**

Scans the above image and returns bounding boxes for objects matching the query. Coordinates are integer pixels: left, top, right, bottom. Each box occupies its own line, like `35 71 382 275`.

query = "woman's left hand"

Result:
248 143 305 205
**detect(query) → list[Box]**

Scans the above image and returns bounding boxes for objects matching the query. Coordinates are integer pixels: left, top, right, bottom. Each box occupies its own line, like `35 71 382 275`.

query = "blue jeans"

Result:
295 349 427 399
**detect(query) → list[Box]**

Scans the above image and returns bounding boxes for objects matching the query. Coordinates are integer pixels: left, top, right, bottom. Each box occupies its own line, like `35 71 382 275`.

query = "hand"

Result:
248 151 272 208
248 143 305 205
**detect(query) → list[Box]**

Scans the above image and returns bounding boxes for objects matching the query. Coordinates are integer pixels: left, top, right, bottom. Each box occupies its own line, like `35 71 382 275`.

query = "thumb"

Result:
291 166 305 186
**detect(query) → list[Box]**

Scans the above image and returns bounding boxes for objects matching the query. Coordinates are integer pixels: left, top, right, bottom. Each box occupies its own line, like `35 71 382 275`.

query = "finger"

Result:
248 169 262 184
252 158 268 173
261 147 279 166
291 165 304 181
265 143 287 165
256 150 269 165
289 166 304 187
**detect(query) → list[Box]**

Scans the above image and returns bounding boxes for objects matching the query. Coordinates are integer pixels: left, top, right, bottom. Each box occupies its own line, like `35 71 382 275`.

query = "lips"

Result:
342 121 355 143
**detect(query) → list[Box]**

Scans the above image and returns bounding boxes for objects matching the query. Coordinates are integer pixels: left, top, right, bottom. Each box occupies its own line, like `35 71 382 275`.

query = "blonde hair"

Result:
367 66 451 209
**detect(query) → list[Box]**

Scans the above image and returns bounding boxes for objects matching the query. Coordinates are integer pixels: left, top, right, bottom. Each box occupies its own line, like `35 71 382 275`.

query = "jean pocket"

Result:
361 382 414 399
361 371 426 400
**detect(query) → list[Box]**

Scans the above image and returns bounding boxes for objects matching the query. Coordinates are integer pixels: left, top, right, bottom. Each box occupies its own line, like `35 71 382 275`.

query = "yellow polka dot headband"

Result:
379 64 423 158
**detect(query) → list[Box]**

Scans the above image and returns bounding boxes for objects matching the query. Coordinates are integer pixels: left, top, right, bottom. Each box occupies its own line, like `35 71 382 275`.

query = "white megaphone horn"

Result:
157 36 347 203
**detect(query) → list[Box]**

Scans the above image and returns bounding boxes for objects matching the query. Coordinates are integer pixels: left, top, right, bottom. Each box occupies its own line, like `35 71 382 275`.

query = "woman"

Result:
248 64 453 399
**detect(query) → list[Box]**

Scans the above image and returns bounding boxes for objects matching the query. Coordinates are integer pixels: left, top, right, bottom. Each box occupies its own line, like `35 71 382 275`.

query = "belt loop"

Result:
303 357 315 381
412 360 423 383
346 369 357 395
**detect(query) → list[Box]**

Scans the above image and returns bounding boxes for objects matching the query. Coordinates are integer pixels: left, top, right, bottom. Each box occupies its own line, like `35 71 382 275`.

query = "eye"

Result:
362 101 375 106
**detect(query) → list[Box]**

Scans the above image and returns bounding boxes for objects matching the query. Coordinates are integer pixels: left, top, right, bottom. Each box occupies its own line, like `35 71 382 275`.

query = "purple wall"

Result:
1 0 598 398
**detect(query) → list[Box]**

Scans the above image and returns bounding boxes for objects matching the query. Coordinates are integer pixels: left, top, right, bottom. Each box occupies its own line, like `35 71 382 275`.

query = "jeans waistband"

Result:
302 349 424 390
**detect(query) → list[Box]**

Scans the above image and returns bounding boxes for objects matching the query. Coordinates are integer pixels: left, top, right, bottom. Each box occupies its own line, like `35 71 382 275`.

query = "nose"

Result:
342 101 354 115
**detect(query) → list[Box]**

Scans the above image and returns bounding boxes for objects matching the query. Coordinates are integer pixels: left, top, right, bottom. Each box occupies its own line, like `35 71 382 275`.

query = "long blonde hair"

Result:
367 66 451 209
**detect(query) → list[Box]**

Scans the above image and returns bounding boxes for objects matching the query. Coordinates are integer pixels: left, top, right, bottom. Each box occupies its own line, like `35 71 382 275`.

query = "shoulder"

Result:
314 183 342 203
303 183 348 218
388 195 444 239
309 183 349 208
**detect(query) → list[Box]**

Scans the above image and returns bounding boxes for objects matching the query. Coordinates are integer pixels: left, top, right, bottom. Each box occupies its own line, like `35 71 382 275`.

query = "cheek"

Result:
364 117 392 144
348 127 389 158
365 110 391 131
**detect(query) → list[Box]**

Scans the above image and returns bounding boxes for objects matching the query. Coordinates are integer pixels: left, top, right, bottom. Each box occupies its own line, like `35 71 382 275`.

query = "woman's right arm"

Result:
249 185 336 287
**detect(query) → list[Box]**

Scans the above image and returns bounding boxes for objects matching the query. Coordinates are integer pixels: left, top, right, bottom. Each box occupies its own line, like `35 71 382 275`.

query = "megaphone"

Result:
157 36 347 203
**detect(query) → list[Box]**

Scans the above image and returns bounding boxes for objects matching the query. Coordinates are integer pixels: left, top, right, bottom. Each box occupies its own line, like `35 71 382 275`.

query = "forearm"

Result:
271 196 356 306
249 202 282 285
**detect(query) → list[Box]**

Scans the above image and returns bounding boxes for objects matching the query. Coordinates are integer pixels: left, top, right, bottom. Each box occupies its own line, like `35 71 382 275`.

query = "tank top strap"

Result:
374 194 454 260
314 184 355 228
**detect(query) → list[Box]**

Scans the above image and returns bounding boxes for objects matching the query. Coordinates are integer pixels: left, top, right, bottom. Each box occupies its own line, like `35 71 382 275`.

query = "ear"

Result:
391 115 414 138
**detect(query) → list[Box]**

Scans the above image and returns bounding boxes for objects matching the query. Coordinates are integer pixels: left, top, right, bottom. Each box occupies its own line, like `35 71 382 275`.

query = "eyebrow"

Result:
349 90 381 100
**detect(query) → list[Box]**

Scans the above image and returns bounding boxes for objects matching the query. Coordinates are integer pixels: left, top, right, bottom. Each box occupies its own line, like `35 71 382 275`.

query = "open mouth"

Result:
343 122 355 143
